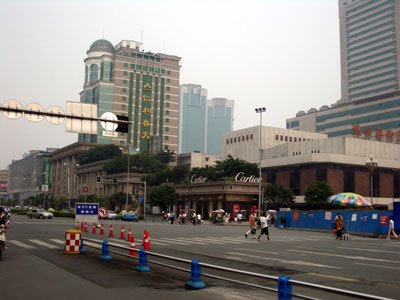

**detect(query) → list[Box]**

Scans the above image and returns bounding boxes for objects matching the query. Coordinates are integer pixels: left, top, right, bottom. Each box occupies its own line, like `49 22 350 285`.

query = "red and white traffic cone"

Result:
84 222 88 232
119 226 125 239
109 224 114 237
129 236 136 257
127 227 132 242
80 221 84 229
143 229 150 251
100 223 104 236
92 223 96 234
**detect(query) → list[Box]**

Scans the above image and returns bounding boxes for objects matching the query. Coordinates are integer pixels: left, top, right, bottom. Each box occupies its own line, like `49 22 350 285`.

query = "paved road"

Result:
3 215 400 299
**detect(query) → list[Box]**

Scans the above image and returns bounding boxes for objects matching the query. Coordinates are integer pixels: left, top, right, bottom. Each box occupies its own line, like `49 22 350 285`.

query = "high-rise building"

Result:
179 84 234 155
179 84 208 153
79 39 181 153
206 98 234 155
286 0 400 139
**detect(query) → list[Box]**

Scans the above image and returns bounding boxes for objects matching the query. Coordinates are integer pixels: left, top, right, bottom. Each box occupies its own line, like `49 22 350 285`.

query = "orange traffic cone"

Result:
129 236 136 257
100 223 104 235
127 227 132 242
109 224 114 237
92 223 96 234
119 226 125 239
143 229 150 251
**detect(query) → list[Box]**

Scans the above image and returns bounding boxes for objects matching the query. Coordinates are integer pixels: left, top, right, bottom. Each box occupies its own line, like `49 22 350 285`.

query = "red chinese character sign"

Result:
352 124 361 138
385 129 393 142
375 128 382 141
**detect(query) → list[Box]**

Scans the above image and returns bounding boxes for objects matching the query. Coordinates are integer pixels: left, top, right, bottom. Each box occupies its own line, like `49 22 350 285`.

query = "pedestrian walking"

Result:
335 213 343 240
387 216 399 240
245 211 257 239
257 212 271 241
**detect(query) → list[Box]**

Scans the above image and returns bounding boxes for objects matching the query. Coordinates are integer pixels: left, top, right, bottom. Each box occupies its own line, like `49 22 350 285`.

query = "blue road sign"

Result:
76 203 99 215
137 195 144 203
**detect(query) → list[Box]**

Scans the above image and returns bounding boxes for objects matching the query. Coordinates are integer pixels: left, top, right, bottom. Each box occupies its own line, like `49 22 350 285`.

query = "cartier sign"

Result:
235 172 261 183
191 175 207 184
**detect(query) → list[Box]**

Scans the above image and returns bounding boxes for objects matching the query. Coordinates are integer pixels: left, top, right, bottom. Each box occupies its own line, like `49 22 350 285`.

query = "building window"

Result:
290 169 300 195
285 136 288 141
166 95 170 99
166 102 170 107
165 118 169 123
166 86 170 91
167 70 171 75
250 134 253 140
167 78 171 83
280 135 283 141
165 127 169 132
289 137 292 142
230 138 233 143
316 168 327 182
122 88 127 93
165 110 170 115
122 96 127 101
226 139 229 144
294 137 297 142
343 170 355 192
123 63 128 68
89 64 98 83
123 79 128 84
165 136 169 141
238 137 240 142
246 135 249 140
275 135 279 140
234 137 237 143
130 64 135 69
394 173 400 198
123 71 128 76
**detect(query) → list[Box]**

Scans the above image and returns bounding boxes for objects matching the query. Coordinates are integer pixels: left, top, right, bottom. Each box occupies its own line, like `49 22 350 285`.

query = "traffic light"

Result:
113 177 118 184
96 176 101 183
115 115 129 133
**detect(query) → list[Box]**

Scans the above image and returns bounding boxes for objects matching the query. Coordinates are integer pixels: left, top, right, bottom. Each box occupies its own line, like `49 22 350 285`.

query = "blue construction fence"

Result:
276 202 400 236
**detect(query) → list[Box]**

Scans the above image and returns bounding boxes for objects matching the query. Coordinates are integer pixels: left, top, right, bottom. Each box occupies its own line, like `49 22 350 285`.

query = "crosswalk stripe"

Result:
192 237 226 244
175 237 208 244
8 240 36 249
50 239 65 245
28 239 59 249
158 238 188 245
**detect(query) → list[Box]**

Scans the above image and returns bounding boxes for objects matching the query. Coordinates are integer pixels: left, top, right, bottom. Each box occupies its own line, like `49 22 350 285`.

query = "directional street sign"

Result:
137 195 144 203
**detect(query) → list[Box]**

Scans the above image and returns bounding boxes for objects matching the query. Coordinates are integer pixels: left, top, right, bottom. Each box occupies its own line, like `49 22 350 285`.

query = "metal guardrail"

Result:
81 237 395 300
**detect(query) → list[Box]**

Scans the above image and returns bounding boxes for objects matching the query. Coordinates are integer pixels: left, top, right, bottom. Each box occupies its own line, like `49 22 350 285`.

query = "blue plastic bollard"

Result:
278 275 292 300
100 240 112 261
135 249 150 272
79 238 86 254
185 259 206 289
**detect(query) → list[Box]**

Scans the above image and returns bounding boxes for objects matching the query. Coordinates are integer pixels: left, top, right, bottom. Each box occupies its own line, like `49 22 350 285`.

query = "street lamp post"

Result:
365 155 378 206
119 147 139 211
64 162 79 210
255 107 266 217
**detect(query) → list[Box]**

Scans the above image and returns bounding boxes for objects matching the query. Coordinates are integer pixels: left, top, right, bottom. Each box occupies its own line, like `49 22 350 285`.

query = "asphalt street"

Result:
2 215 400 300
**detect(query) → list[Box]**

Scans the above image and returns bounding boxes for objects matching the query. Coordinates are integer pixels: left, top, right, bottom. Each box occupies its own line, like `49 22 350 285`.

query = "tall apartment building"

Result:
179 84 234 155
79 39 181 153
286 0 400 139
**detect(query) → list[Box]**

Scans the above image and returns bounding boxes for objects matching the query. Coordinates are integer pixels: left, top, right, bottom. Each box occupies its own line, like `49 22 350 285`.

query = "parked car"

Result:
106 211 117 220
123 212 139 222
27 209 54 219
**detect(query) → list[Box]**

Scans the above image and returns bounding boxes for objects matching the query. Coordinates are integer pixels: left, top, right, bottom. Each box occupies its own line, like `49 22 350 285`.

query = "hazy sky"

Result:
0 0 341 169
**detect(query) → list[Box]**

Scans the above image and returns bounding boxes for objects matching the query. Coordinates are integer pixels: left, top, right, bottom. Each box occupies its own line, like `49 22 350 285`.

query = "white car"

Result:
106 211 117 220
27 209 54 219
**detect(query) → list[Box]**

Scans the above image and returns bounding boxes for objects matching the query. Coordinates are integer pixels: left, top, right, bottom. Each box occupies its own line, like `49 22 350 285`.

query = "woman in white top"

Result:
387 216 399 240
257 212 271 241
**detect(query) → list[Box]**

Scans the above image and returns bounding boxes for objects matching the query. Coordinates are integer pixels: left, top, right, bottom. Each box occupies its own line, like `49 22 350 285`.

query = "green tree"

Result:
304 181 334 207
265 184 295 209
149 184 178 211
77 144 122 165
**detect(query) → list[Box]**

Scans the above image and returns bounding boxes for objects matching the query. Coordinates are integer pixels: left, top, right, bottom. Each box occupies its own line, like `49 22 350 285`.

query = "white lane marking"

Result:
158 238 188 245
338 246 400 254
28 239 59 249
201 237 242 244
8 240 36 249
288 249 400 264
191 237 226 244
50 239 65 245
354 262 400 270
226 252 341 269
234 248 280 255
175 238 208 244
